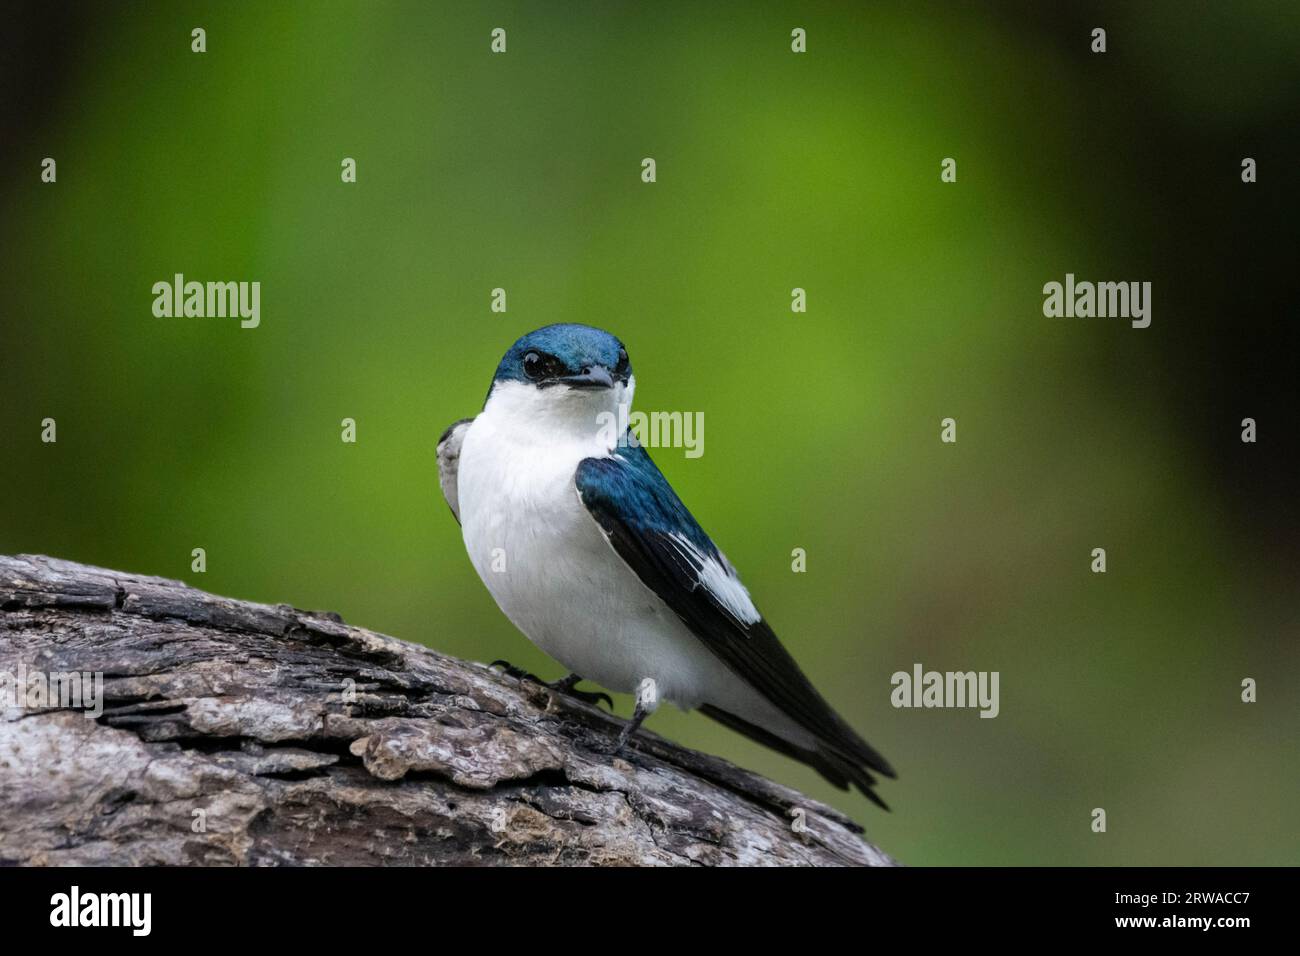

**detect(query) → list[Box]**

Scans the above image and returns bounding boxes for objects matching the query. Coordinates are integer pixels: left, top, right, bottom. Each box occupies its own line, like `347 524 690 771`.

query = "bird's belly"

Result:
465 495 688 695
456 424 815 748
458 433 718 702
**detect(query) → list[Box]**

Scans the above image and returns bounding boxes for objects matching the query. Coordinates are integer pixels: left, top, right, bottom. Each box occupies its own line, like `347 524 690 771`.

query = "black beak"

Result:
559 365 615 390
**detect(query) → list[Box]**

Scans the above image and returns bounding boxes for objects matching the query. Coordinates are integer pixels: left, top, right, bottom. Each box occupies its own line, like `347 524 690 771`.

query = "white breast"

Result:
455 380 815 748
456 385 661 693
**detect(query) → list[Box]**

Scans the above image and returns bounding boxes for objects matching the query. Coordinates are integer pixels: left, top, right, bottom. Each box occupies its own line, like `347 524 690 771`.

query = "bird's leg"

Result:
489 661 612 710
613 677 659 754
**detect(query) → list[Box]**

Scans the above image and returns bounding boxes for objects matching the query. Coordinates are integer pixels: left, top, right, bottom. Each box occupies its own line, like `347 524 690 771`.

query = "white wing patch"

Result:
668 533 761 627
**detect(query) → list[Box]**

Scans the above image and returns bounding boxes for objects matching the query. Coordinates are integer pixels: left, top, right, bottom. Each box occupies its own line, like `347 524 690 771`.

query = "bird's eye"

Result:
615 348 629 373
522 351 545 380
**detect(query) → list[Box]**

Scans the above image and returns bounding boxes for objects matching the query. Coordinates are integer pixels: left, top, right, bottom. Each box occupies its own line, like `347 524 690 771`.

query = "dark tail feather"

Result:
698 704 891 812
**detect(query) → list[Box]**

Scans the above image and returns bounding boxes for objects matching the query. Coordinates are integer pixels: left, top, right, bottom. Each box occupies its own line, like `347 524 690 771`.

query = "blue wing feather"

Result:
574 441 895 792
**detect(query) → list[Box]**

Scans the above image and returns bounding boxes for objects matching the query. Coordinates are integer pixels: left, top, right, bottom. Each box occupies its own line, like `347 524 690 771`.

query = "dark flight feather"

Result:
575 442 895 804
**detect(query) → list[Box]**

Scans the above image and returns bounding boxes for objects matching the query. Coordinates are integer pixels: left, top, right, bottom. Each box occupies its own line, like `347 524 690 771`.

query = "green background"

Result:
2 1 1296 864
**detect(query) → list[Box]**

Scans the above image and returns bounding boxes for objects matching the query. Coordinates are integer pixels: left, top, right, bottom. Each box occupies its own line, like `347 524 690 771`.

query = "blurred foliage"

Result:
2 1 1296 864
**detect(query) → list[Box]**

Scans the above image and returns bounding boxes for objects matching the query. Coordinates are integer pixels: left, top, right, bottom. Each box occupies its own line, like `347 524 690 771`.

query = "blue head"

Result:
490 324 632 398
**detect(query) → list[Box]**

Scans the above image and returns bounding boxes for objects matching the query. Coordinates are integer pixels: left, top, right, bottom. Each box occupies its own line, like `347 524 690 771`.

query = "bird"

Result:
437 323 895 808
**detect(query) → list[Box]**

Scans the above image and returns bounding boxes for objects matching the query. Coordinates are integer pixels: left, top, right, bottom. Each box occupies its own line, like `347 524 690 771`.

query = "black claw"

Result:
488 663 614 711
567 687 615 710
488 660 543 684
548 675 613 711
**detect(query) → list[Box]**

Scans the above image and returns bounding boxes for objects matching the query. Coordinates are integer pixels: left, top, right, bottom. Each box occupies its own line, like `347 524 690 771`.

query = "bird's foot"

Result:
608 677 659 755
489 661 613 710
488 659 542 683
547 672 615 710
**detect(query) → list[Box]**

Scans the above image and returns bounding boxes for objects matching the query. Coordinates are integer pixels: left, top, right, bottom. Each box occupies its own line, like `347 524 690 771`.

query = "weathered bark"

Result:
0 554 895 866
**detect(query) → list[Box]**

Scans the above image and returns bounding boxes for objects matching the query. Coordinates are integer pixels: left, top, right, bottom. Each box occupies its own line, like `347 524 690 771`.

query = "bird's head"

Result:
484 324 635 441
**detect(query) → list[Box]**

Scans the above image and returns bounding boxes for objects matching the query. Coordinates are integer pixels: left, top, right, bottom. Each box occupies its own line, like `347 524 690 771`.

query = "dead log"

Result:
0 554 895 866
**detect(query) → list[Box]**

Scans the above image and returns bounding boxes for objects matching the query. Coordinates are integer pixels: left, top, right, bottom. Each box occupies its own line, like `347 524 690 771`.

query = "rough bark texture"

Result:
0 554 895 867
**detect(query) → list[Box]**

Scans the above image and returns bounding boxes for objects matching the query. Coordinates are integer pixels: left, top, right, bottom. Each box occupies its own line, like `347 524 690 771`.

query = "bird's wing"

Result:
436 418 474 525
574 443 894 799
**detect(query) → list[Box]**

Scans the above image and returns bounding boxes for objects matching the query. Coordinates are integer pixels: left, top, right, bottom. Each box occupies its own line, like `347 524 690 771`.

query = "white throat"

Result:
478 376 636 455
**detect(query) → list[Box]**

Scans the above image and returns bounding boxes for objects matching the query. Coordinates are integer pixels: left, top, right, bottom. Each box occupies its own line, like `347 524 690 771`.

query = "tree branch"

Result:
0 554 895 866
